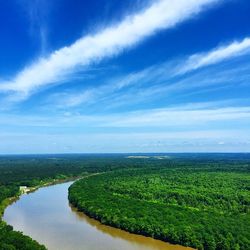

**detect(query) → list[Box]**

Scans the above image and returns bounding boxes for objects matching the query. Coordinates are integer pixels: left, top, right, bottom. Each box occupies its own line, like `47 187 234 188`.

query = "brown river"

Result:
3 182 193 250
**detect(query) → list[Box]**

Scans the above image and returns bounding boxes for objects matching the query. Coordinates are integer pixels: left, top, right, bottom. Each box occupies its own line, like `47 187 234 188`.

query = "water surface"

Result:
3 182 193 250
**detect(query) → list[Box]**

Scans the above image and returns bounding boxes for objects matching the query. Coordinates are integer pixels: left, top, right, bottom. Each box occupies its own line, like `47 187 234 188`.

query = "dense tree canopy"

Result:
69 155 250 250
0 154 151 249
0 154 249 249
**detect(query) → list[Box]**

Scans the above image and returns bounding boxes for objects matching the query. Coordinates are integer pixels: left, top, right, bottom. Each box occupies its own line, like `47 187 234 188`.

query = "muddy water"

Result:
3 182 193 250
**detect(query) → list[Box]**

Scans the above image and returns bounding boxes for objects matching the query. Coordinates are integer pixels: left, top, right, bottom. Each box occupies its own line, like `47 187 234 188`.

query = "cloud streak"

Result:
178 37 250 74
1 102 249 153
19 0 51 54
47 40 250 110
104 106 250 127
1 104 250 129
0 0 219 97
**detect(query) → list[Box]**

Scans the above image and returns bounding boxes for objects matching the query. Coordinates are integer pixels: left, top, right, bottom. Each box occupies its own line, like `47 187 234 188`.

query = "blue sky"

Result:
0 0 250 154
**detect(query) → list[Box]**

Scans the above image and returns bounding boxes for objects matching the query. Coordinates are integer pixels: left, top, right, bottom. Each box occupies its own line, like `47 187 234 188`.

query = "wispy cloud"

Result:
47 41 250 110
103 106 250 127
0 0 219 98
177 37 250 74
1 103 249 129
1 102 249 153
48 66 158 108
19 0 52 54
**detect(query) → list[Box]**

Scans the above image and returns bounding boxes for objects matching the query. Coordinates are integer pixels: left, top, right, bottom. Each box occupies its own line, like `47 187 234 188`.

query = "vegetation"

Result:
0 187 46 249
0 153 156 249
69 154 250 250
0 154 105 250
0 153 249 249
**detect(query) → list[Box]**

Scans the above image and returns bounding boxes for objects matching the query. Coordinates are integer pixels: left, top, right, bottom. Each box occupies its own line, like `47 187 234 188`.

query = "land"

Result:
0 154 249 250
0 155 100 250
69 154 250 250
0 154 139 249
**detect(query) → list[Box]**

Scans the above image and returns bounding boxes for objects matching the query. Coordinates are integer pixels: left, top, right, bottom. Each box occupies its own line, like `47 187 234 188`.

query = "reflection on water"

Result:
3 182 193 250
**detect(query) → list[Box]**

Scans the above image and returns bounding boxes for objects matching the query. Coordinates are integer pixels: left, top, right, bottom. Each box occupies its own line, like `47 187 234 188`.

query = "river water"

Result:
3 182 193 250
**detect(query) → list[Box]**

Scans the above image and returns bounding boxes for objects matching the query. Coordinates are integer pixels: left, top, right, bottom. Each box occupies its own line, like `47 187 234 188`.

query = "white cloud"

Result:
49 53 250 109
104 106 250 127
1 102 250 153
0 0 219 97
178 37 250 74
48 66 156 108
0 104 250 128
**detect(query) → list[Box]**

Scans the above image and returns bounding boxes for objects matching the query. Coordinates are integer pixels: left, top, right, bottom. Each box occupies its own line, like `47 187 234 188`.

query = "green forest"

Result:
0 154 249 250
0 154 108 250
0 154 155 249
68 154 250 250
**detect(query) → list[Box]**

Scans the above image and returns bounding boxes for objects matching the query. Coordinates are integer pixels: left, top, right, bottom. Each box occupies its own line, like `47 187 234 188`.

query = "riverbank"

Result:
68 169 250 250
0 177 73 216
1 172 102 222
0 174 96 249
0 174 91 219
0 196 17 218
4 180 190 250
